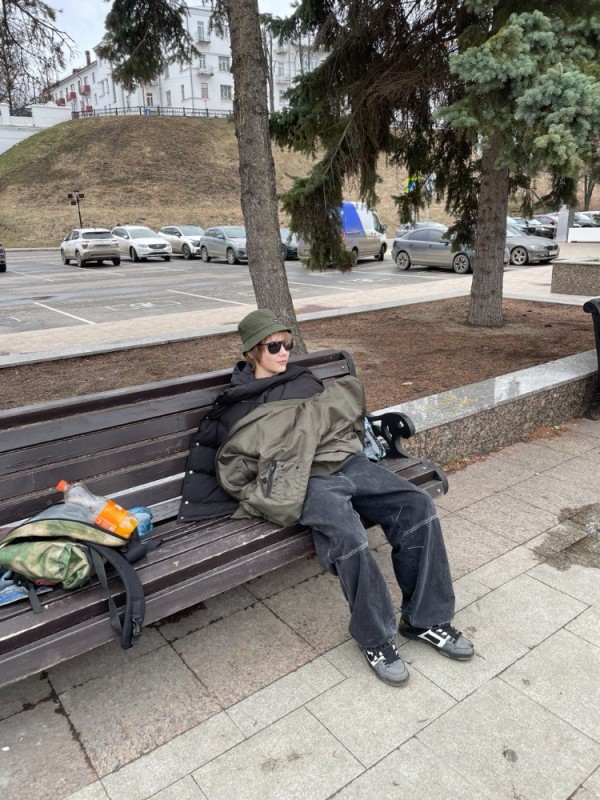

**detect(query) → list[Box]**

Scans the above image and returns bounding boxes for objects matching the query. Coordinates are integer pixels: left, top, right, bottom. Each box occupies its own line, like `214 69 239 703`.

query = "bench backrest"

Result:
0 350 356 527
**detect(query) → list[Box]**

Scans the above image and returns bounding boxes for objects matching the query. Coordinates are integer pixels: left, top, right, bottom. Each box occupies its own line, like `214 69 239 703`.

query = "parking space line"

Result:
7 270 54 282
167 289 250 306
33 302 96 325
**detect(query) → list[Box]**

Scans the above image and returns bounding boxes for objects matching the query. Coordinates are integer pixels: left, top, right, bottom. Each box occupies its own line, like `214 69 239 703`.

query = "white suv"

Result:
111 225 173 262
158 225 205 259
60 228 121 267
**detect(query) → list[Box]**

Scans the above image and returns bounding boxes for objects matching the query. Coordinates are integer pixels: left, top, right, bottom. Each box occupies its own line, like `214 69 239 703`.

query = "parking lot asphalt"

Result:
0 241 597 368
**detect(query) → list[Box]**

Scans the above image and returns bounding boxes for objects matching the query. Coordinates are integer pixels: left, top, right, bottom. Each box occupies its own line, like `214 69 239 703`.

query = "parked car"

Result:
532 214 558 236
392 226 475 273
573 211 597 227
395 220 447 237
583 210 600 224
546 211 599 228
509 214 554 238
158 225 205 259
0 241 5 273
60 228 121 267
280 227 299 260
111 225 172 262
511 216 555 239
506 216 531 235
199 226 247 264
505 225 559 265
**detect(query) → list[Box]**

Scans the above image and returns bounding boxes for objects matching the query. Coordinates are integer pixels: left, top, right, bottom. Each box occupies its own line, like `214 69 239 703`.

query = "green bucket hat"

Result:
238 309 291 353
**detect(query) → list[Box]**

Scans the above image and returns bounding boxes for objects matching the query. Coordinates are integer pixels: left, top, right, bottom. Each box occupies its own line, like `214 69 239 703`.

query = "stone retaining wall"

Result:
551 261 600 295
378 351 597 467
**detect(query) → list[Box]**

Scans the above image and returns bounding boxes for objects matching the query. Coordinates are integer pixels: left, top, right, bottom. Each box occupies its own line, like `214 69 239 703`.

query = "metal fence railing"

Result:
71 106 232 120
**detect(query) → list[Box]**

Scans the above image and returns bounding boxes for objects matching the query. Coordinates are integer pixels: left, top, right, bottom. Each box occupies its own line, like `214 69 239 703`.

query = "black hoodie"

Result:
178 362 324 521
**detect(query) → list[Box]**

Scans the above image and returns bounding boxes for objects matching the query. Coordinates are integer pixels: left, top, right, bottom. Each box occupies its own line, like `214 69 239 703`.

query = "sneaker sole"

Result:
371 667 410 686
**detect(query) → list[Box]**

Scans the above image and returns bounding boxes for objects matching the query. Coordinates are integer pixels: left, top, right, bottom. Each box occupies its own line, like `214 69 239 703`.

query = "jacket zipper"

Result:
266 460 278 497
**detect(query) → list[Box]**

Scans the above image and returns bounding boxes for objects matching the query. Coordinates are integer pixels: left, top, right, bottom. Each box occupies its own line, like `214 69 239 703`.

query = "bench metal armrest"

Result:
583 296 600 420
367 411 416 459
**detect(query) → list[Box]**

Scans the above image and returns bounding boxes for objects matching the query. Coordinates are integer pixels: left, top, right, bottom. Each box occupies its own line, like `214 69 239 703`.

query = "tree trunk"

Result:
468 133 509 327
583 174 596 211
224 0 307 352
261 27 275 113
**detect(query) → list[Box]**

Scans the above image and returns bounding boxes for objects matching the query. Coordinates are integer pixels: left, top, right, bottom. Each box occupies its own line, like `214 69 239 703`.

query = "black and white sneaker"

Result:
362 639 409 685
398 620 474 660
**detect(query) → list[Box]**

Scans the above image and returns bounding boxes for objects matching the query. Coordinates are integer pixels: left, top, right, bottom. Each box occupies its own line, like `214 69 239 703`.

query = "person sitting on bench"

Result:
179 309 474 686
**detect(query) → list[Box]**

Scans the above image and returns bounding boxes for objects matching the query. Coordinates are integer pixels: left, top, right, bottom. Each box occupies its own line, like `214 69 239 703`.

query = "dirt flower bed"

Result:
1 298 594 411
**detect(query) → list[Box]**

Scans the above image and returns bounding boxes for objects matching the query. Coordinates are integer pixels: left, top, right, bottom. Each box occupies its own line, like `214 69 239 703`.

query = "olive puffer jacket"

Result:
178 362 326 521
217 376 365 526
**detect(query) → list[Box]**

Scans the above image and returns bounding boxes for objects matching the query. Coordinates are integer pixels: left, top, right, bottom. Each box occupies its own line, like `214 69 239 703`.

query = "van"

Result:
298 200 388 264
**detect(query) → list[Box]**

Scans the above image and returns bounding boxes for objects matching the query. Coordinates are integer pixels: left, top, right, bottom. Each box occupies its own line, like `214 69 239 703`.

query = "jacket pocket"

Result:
265 460 278 497
261 460 306 506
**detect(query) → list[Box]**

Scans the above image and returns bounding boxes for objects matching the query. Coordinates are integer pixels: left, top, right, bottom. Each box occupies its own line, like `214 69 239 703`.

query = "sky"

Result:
53 1 295 69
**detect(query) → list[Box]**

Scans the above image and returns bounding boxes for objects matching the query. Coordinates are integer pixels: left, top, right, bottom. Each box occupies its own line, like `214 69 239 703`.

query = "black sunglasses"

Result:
260 339 293 355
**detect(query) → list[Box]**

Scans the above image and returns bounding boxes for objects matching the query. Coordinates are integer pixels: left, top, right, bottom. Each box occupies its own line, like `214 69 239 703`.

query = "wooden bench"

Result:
0 349 448 689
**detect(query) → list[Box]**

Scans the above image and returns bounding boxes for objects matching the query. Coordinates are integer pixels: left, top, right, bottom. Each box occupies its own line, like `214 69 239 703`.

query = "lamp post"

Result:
67 187 85 227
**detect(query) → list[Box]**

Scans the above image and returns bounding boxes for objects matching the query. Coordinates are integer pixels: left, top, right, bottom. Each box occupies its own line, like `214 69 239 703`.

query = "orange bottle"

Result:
56 480 139 538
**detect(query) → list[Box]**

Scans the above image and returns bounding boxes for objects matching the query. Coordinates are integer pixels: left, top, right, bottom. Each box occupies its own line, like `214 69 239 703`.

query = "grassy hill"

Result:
0 116 451 248
2 115 595 248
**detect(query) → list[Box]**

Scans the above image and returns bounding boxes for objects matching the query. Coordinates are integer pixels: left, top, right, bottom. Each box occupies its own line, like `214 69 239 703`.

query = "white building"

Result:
50 2 323 117
0 103 72 154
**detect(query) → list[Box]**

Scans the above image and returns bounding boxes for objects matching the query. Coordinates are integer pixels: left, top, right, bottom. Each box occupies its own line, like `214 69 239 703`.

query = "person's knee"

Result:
314 525 369 568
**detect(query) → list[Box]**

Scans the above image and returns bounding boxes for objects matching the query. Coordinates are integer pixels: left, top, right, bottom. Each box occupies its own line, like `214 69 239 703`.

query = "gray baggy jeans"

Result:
299 453 455 648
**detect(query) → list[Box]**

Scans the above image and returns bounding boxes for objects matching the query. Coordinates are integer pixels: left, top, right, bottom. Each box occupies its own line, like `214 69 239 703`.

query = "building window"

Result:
200 82 209 99
180 84 185 100
92 71 95 83
165 90 172 106
220 84 232 101
197 21 205 40
198 53 206 70
145 92 153 106
277 62 284 77
279 90 287 104
94 94 97 104
218 56 230 72
164 65 169 79
222 24 229 39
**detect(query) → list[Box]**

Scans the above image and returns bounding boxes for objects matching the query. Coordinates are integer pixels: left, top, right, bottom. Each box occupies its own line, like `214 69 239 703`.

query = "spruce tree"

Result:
272 0 600 326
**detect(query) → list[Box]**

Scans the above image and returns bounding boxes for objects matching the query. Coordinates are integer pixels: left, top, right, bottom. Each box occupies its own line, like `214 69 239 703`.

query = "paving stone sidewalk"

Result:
1 417 599 800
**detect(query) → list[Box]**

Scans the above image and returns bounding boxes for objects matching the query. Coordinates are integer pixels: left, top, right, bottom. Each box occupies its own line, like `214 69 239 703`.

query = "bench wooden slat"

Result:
0 414 198 474
0 433 192 501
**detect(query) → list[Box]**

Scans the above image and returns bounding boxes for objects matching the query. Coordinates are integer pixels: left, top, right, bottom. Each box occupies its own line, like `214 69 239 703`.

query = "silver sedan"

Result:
392 227 474 273
506 226 560 265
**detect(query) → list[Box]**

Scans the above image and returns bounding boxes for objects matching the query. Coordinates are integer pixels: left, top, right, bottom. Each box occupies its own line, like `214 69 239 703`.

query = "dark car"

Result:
280 227 299 260
532 214 558 236
509 215 555 239
0 242 6 273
